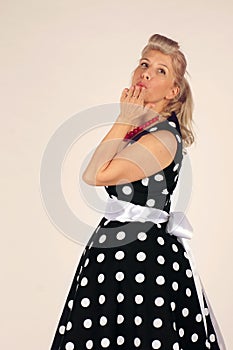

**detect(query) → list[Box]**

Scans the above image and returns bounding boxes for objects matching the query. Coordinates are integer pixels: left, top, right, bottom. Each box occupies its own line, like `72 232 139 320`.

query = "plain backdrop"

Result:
1 0 232 348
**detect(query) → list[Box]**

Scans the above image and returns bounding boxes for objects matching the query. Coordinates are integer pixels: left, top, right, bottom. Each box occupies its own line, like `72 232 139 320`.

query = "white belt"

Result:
104 196 226 349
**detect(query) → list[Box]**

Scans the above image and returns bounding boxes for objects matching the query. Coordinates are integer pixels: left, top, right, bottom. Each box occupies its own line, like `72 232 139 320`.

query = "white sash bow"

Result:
104 196 226 349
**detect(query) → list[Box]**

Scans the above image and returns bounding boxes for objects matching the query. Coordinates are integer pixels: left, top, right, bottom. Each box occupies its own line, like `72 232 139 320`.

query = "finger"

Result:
132 85 141 99
120 88 129 102
137 86 146 101
127 85 135 99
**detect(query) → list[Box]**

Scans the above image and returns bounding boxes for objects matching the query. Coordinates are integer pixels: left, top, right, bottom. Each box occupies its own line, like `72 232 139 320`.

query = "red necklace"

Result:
123 115 160 141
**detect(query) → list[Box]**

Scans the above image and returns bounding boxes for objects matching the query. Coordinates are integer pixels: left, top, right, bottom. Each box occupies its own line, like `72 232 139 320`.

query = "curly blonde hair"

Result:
140 34 195 149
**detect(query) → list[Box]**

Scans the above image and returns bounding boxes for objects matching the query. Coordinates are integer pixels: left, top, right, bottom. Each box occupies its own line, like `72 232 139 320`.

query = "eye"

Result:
140 62 148 68
158 68 166 75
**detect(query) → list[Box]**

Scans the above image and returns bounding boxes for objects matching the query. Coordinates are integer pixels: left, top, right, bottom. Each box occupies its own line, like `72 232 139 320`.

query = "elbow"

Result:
82 171 107 186
82 171 100 186
82 172 95 186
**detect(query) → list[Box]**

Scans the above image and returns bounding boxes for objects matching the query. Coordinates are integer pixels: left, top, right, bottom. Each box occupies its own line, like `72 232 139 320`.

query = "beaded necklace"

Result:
123 115 160 141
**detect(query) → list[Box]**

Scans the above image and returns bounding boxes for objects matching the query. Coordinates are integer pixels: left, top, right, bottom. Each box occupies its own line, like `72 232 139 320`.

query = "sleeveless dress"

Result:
50 112 222 350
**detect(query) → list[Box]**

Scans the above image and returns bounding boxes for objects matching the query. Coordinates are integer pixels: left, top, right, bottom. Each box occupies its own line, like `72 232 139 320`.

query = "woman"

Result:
50 34 225 350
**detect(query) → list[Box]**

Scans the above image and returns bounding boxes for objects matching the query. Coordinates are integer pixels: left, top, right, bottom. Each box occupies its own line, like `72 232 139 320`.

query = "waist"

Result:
104 196 193 239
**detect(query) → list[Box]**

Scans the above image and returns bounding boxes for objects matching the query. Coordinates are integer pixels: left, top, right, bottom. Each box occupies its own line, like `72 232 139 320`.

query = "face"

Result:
131 49 180 113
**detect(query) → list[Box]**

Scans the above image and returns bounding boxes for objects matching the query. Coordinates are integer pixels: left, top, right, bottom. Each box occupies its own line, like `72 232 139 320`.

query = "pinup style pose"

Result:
50 34 225 349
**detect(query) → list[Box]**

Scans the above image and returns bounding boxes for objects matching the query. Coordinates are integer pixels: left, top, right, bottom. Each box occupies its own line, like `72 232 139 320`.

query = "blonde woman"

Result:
50 34 225 350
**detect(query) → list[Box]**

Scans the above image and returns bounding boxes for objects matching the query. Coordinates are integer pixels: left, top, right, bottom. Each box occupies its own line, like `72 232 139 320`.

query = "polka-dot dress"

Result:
50 112 221 350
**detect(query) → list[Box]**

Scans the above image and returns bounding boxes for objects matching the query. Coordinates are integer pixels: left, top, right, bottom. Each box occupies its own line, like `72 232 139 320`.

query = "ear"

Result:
165 85 180 100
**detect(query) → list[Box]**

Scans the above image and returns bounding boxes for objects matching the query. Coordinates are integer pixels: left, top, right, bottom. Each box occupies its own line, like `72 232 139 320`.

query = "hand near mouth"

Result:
117 85 158 125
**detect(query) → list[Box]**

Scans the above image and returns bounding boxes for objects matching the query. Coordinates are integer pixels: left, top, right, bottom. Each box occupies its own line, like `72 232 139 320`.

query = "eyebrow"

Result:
140 57 169 70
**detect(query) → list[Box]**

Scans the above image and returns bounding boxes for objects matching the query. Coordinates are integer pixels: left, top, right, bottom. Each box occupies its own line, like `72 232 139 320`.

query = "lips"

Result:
136 82 147 88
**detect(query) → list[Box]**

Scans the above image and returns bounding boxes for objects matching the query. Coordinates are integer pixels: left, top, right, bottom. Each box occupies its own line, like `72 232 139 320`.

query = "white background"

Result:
1 0 232 348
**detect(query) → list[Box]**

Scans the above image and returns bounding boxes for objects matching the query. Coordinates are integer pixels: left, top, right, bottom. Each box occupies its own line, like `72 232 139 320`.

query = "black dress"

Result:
50 112 222 350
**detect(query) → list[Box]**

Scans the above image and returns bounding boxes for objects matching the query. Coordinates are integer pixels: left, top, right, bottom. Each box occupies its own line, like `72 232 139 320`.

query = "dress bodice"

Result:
104 112 183 213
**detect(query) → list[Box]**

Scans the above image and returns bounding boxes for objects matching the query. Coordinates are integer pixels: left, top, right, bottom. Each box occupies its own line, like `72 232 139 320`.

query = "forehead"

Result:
142 49 173 67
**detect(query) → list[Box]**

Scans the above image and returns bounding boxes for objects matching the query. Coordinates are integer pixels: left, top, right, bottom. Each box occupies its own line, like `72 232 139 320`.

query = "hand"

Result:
117 85 157 125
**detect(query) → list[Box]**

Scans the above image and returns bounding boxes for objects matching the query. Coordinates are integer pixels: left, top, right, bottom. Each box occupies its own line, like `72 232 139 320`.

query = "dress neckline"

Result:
131 111 181 141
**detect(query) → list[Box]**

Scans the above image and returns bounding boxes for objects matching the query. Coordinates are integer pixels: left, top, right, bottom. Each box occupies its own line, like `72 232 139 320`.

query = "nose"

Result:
141 70 150 80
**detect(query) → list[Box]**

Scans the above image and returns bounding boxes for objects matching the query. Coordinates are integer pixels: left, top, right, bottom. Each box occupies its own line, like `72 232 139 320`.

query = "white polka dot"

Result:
81 297 90 307
154 174 164 181
179 328 184 337
205 307 209 316
176 134 181 143
182 308 189 317
134 316 142 325
149 126 158 132
162 188 169 195
116 231 126 240
173 163 179 172
146 198 155 207
173 321 177 331
59 325 65 334
81 277 88 286
174 174 179 182
184 251 188 259
99 294 106 304
172 244 178 252
65 342 74 350
117 293 124 302
135 294 143 304
153 318 163 328
97 253 105 263
186 288 192 297
186 269 192 278
122 185 132 195
155 297 164 307
66 321 72 331
169 121 176 128
84 258 89 267
68 300 73 309
135 273 145 283
117 336 125 345
117 314 124 324
156 275 165 285
196 314 202 322
170 302 176 311
173 262 180 271
172 282 179 291
173 342 179 350
101 337 110 348
157 223 161 228
137 231 147 241
157 255 165 264
191 333 198 342
157 237 164 245
83 319 92 328
115 250 125 260
152 339 161 349
97 273 105 283
99 234 106 243
209 334 216 342
86 340 93 349
136 251 146 261
141 177 149 186
100 316 107 326
115 271 124 281
134 337 141 347
206 340 211 348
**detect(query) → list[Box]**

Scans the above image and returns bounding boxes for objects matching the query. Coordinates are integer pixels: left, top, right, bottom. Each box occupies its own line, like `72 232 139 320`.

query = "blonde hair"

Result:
141 34 195 149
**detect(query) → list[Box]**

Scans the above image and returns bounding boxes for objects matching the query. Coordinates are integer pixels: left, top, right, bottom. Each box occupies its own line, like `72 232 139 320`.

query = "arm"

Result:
82 118 135 185
82 85 164 186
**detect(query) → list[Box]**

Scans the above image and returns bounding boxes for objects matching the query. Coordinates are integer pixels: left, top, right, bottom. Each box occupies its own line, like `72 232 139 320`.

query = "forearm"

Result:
82 117 134 185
